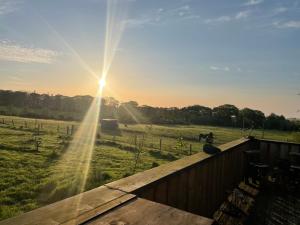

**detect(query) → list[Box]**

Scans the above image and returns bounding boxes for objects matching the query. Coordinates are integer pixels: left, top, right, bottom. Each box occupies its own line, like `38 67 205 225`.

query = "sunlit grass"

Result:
1 114 299 220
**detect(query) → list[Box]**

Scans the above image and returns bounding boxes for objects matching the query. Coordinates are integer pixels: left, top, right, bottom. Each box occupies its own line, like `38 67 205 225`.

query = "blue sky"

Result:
0 0 299 117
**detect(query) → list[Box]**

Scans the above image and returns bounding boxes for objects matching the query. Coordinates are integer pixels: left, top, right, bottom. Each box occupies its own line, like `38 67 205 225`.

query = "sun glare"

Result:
99 78 106 89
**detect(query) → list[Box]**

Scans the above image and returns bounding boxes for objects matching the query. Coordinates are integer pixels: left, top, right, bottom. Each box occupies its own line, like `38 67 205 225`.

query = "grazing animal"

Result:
199 132 214 144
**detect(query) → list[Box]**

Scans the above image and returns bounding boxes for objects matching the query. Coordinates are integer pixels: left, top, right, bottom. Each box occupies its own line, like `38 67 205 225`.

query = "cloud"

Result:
244 0 264 6
273 20 300 29
124 4 200 28
0 41 60 64
205 16 232 24
273 7 288 14
210 66 230 72
205 11 251 24
209 65 244 72
0 0 20 15
235 10 251 19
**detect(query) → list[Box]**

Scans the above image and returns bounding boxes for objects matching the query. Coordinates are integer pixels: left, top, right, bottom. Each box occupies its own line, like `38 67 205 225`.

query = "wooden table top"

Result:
86 198 214 225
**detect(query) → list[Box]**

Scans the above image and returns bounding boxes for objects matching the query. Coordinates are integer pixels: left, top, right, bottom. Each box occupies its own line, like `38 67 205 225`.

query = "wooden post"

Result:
37 124 40 135
189 144 192 155
35 137 41 151
135 135 137 147
71 125 75 135
159 138 162 151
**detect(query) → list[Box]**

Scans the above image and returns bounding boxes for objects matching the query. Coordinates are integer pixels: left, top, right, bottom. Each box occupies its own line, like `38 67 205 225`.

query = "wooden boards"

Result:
86 198 214 225
0 186 135 225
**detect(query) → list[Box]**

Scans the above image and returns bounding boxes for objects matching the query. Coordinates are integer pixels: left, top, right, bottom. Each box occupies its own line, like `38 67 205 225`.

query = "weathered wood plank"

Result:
167 174 179 208
87 198 214 225
238 182 259 197
187 167 197 213
154 181 168 204
177 171 188 210
0 186 133 225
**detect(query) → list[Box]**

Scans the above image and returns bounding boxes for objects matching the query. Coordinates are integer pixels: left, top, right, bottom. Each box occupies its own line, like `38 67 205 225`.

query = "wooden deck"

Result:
0 186 135 225
0 187 213 225
86 198 214 225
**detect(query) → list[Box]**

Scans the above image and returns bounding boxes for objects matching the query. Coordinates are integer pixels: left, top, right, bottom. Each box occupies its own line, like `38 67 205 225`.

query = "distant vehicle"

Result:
100 119 119 131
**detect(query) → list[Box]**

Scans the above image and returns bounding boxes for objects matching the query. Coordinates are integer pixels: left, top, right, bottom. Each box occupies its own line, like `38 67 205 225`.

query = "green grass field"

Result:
0 115 299 220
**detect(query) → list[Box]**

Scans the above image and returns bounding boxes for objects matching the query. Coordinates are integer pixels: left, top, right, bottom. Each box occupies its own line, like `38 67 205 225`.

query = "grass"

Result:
0 115 299 220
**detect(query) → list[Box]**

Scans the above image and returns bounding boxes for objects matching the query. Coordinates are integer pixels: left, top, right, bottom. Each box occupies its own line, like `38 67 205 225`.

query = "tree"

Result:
212 104 239 126
239 108 265 129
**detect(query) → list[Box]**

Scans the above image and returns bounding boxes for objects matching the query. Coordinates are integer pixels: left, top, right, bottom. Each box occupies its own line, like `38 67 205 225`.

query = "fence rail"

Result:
3 137 299 224
106 138 251 217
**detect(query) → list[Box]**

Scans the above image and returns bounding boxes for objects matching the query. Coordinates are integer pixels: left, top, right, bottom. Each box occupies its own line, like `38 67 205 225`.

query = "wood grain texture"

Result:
86 198 214 225
0 187 134 225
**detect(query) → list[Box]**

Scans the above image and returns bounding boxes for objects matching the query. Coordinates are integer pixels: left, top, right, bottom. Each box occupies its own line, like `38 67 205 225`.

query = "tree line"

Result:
0 90 298 131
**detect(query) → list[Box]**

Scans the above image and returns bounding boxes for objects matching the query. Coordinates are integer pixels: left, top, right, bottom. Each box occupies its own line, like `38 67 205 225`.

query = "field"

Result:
0 115 299 220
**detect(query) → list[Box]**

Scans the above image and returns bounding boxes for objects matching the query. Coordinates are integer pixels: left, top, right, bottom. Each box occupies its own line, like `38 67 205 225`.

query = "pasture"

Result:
0 115 299 220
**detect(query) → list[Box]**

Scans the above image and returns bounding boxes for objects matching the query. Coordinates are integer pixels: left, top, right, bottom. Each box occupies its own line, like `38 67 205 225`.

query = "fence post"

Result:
159 138 162 151
134 135 137 147
71 125 74 135
189 144 192 155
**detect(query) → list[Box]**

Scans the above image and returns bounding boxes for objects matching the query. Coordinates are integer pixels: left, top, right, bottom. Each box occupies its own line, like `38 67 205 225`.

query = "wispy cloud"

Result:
205 16 231 24
124 4 200 28
209 65 244 72
273 20 300 29
235 10 251 19
210 66 230 72
244 0 264 6
205 10 251 24
0 40 60 64
273 7 288 14
0 0 20 15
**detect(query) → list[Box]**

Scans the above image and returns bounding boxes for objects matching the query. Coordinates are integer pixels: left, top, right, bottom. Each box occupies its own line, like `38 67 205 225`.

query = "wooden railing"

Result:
257 138 300 167
106 138 251 217
0 138 253 224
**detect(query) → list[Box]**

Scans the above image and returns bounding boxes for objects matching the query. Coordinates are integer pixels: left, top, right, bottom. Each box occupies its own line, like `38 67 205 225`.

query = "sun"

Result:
98 78 106 89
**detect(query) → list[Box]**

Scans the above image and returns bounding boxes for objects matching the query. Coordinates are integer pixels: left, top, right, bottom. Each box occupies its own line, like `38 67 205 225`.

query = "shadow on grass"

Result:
95 140 137 152
101 128 122 136
0 144 34 153
148 149 178 161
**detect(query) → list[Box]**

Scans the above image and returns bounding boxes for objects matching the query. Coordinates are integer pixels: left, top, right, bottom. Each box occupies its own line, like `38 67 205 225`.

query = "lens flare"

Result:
39 0 130 216
99 78 106 89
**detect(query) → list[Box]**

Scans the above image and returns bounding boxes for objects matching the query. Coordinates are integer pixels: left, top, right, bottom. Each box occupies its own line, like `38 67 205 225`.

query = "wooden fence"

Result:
258 138 300 167
4 137 299 224
106 138 251 217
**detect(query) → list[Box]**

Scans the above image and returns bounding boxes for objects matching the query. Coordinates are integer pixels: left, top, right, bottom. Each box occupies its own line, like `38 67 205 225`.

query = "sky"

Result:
0 0 299 118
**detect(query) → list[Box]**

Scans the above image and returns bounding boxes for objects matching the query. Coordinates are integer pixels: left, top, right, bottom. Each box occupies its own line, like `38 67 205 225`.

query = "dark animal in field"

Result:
199 132 214 144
